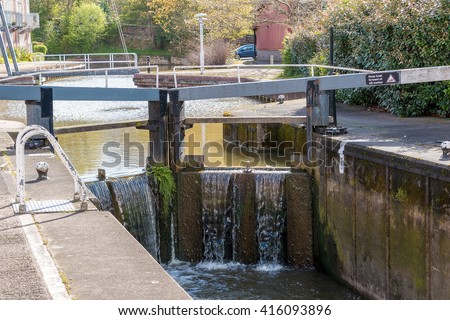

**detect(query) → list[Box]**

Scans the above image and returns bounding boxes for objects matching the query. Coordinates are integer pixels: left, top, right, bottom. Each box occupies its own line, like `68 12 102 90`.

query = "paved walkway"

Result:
228 99 450 165
0 157 51 299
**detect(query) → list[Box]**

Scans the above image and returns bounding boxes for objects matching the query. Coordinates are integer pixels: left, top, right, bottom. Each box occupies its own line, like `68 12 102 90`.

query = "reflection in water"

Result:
57 127 149 176
0 75 272 175
183 124 291 168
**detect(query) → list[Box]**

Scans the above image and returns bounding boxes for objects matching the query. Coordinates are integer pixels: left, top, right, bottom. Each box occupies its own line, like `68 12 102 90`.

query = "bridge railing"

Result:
0 65 160 88
32 53 139 71
172 64 373 88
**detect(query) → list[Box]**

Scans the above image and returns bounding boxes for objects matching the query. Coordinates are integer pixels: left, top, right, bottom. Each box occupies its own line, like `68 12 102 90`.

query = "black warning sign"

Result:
366 72 400 86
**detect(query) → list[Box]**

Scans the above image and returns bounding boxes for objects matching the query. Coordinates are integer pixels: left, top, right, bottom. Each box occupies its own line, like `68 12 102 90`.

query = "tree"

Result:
148 0 255 52
116 0 151 26
196 0 254 40
148 0 199 52
255 0 324 26
61 3 107 53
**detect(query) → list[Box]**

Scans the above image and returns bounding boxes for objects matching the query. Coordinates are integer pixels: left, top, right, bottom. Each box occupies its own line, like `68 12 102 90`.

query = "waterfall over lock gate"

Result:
200 171 287 265
88 170 310 267
255 173 286 265
88 175 159 260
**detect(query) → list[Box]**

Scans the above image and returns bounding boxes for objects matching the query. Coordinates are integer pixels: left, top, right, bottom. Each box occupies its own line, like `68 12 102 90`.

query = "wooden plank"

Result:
185 116 307 124
54 119 148 134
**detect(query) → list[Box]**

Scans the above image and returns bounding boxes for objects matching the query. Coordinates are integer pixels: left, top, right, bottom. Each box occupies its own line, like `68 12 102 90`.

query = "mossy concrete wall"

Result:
315 140 450 299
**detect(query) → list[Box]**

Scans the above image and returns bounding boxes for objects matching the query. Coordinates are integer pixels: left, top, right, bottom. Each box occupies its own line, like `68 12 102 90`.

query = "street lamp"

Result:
194 13 207 74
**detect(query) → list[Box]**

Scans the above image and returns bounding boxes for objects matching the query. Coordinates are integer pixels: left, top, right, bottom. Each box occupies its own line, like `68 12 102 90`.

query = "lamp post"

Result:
194 13 207 74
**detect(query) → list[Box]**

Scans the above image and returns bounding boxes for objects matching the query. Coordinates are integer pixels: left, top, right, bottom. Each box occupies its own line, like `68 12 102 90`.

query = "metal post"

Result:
173 68 178 88
168 90 185 171
40 87 54 137
306 80 315 162
199 21 204 75
144 90 169 166
329 27 337 126
253 27 257 59
105 70 109 88
0 4 12 76
0 28 11 76
195 14 207 75
0 3 19 73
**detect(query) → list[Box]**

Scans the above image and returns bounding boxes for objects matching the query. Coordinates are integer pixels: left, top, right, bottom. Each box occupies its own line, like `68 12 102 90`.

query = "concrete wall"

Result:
233 123 450 299
314 140 450 299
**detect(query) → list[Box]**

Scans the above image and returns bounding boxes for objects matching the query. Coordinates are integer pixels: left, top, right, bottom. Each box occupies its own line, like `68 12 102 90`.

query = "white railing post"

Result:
173 67 178 88
155 66 159 88
105 69 109 88
237 65 241 83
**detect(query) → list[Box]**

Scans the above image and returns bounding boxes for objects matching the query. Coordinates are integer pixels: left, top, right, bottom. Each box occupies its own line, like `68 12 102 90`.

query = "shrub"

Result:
283 0 450 117
282 27 323 78
33 42 48 55
186 39 233 66
11 47 32 62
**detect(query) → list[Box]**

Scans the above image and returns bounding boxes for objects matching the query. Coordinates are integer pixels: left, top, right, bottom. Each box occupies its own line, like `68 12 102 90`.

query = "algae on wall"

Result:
313 137 450 299
147 164 177 263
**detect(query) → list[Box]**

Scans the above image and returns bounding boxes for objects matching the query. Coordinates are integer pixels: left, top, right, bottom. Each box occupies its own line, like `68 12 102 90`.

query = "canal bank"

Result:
0 129 190 300
226 101 449 299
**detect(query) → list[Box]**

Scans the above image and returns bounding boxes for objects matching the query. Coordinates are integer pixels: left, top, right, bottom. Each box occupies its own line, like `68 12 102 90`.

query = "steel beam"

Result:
177 78 309 101
185 116 307 125
0 86 161 101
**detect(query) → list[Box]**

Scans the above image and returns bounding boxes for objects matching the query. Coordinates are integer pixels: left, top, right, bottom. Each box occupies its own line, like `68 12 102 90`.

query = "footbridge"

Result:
0 65 448 168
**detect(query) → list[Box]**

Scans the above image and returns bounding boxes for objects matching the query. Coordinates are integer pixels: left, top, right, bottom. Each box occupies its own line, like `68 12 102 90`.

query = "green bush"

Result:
11 47 33 62
282 28 323 78
33 42 48 55
283 0 450 117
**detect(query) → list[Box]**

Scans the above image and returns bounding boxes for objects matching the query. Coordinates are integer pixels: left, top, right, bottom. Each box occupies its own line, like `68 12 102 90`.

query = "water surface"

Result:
165 261 359 300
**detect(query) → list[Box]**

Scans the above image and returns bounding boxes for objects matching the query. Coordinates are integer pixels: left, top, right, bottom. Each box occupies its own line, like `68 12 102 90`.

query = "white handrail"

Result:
32 53 139 71
15 125 88 213
0 65 160 88
172 64 374 88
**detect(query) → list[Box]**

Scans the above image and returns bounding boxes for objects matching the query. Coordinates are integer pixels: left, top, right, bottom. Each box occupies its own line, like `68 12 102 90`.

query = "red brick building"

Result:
254 4 289 62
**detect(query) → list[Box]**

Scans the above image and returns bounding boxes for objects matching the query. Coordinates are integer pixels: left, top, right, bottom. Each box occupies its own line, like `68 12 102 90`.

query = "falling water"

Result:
200 172 233 262
255 173 286 265
108 175 159 259
87 180 114 213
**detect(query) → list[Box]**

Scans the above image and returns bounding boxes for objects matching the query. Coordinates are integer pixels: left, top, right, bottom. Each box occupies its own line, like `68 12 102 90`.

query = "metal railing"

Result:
172 64 373 88
32 53 139 71
15 125 88 213
0 65 160 88
0 61 374 88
